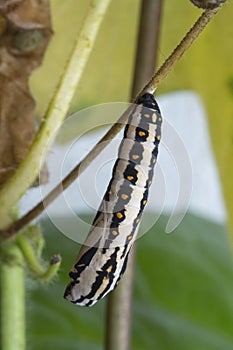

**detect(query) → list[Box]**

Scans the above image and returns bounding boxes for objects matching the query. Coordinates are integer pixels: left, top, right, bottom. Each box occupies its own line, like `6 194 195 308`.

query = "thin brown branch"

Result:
131 0 163 97
105 248 136 350
2 6 222 239
140 7 221 95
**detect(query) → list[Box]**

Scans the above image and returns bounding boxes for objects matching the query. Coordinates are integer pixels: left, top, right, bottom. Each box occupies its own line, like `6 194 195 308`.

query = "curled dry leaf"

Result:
0 0 52 185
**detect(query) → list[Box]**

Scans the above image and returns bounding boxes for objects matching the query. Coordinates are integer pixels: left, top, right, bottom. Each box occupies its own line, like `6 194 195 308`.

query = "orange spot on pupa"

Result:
127 235 132 241
132 154 139 160
152 113 157 123
127 175 134 181
112 230 118 236
107 265 113 272
138 131 146 137
121 194 128 200
143 200 147 205
116 212 123 219
144 113 150 118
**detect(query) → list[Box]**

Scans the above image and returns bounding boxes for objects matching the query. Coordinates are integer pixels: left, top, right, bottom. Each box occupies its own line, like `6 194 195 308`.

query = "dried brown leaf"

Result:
0 0 52 185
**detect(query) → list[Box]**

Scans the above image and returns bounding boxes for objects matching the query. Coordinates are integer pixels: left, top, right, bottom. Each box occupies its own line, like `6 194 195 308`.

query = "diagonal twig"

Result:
2 6 223 239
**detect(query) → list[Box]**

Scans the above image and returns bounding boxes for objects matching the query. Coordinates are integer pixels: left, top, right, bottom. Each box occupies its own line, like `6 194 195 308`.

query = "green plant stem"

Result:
17 235 44 275
17 235 61 281
0 0 111 230
1 243 25 350
40 255 62 281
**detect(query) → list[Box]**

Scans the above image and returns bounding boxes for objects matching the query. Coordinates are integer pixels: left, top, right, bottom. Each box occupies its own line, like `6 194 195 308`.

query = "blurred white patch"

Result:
157 91 226 224
19 91 226 238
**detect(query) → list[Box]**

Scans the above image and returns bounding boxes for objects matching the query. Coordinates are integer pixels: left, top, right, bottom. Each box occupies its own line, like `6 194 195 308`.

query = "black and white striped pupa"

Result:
64 93 162 306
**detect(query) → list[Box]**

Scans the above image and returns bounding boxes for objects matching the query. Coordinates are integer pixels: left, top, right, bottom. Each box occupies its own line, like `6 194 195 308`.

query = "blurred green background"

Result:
27 1 233 349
